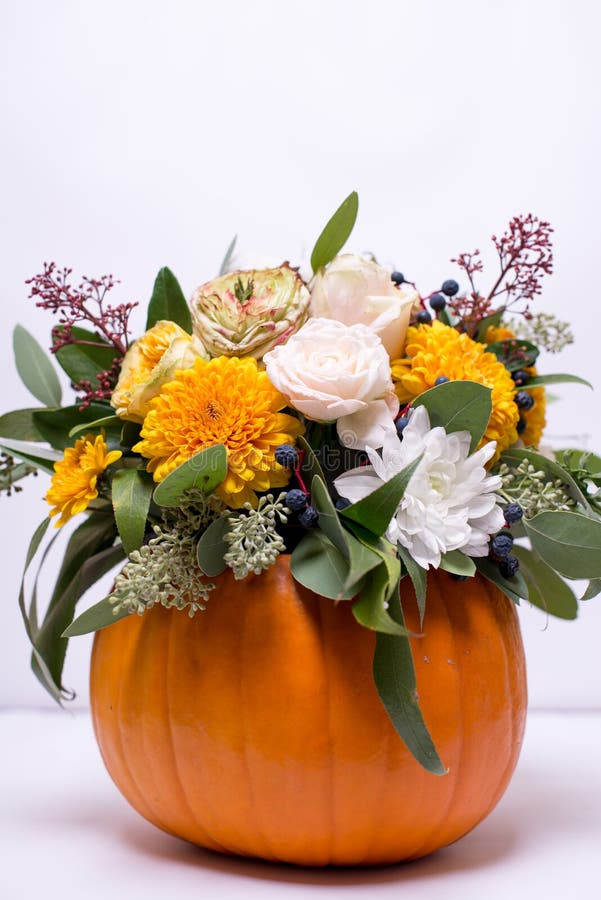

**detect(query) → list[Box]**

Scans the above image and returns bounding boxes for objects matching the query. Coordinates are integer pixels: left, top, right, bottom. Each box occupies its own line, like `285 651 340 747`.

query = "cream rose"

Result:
263 318 399 450
111 320 208 422
309 254 419 358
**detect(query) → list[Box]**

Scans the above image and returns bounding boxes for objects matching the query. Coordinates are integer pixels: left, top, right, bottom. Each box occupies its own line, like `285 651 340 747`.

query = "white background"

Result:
1 0 601 709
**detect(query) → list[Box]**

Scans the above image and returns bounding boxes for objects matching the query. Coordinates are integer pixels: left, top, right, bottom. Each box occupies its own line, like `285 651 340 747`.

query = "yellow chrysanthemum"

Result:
485 325 547 447
133 356 304 509
46 433 122 527
391 320 519 458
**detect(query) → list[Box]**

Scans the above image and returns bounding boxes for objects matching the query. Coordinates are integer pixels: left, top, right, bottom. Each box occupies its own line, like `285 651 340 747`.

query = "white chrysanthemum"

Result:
334 406 505 569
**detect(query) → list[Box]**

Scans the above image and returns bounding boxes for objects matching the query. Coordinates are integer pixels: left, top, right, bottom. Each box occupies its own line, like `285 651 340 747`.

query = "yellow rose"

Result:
111 320 208 422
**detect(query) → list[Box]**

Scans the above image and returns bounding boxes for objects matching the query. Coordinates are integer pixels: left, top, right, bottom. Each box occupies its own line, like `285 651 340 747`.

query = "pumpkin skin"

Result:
90 556 527 866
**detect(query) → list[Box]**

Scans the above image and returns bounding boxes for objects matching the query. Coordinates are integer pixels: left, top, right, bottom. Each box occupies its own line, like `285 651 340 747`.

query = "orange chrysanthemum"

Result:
46 433 122 527
486 325 547 447
133 356 304 509
391 320 519 458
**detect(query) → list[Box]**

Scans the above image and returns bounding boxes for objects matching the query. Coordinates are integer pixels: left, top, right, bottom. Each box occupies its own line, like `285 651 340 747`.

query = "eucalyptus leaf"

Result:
373 593 446 775
62 596 131 637
111 469 153 554
524 510 601 580
69 414 121 438
290 529 358 600
153 444 227 507
439 550 476 578
196 516 230 577
33 404 117 451
13 324 62 407
311 475 350 558
297 435 326 486
475 557 529 604
219 235 238 276
522 373 592 390
0 438 61 474
581 579 601 601
310 191 359 273
0 408 46 442
146 267 193 333
413 381 492 452
397 544 427 626
513 546 578 620
486 338 539 371
55 326 117 385
340 454 423 537
352 562 410 636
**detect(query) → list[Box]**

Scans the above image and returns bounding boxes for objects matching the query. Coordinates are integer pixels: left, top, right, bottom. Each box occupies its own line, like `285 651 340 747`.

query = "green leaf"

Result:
219 235 237 276
111 469 153 554
311 476 350 559
397 545 427 626
146 267 193 333
500 448 593 512
153 444 227 507
69 414 121 438
196 516 230 576
17 518 64 704
352 561 410 636
31 514 120 695
310 191 359 273
475 556 529 604
290 529 358 600
522 373 593 390
474 310 503 341
13 324 62 407
121 420 142 449
513 546 578 620
413 381 492 452
62 596 131 637
439 550 476 578
0 408 46 441
55 327 117 385
373 592 446 775
524 510 601 580
33 404 117 451
340 454 423 537
581 579 601 601
486 338 540 371
0 437 61 474
297 435 326 488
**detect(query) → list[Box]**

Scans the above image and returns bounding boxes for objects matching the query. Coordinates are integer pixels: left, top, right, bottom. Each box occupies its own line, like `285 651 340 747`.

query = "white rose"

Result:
263 318 399 450
309 254 419 358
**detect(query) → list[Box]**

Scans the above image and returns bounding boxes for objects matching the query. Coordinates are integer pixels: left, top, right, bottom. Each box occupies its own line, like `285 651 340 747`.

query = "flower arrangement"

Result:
3 192 601 776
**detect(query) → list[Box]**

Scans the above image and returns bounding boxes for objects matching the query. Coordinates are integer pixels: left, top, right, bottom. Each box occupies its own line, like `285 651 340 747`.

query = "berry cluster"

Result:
275 444 319 528
489 503 524 579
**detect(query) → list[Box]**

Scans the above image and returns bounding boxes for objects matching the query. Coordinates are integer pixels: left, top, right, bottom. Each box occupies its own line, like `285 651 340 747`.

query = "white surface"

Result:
2 0 601 707
2 709 600 898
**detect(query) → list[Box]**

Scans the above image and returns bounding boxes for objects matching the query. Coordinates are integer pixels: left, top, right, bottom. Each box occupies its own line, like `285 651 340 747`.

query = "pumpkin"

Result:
90 556 527 866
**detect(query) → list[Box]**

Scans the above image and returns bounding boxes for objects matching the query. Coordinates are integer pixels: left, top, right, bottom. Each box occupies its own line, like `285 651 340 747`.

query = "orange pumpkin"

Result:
90 556 527 866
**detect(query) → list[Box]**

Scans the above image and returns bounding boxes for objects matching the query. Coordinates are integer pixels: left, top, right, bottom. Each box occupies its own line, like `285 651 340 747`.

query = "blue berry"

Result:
395 415 410 437
435 376 450 385
285 489 308 512
491 532 514 558
416 310 432 324
275 444 298 468
441 279 459 297
512 369 530 387
298 505 319 528
429 293 446 311
515 390 534 411
503 503 523 525
391 271 405 285
516 418 527 435
499 555 520 578
335 497 352 510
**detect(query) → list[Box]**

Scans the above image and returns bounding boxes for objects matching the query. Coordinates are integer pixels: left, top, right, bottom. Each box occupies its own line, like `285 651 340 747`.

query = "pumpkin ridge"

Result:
239 588 277 861
164 609 230 853
315 594 336 865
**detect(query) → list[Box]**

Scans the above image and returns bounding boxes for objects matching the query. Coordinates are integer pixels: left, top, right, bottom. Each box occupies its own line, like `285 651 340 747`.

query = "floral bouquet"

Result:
3 193 601 865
